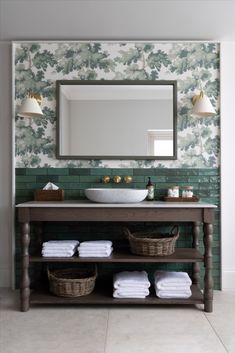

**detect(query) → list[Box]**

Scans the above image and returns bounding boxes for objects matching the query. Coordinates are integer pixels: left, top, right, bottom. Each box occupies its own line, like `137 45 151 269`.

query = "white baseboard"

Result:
0 268 11 288
222 270 235 289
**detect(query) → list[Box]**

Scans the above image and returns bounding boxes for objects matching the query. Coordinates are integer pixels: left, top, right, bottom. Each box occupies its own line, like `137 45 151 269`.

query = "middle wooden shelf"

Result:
30 248 204 263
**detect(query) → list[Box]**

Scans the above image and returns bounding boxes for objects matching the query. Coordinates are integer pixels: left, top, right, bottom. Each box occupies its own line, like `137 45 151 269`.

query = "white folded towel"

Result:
42 249 76 257
114 287 150 296
113 271 150 289
155 288 192 299
79 240 112 248
42 245 78 251
113 289 149 299
78 247 113 257
78 245 112 251
154 271 192 289
43 240 79 246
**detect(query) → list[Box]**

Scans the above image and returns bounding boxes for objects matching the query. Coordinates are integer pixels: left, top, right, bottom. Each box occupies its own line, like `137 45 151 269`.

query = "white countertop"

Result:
16 200 217 208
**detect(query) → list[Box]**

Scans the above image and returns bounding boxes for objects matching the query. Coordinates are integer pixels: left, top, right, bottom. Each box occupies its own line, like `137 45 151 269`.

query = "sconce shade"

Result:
191 92 216 117
18 97 43 118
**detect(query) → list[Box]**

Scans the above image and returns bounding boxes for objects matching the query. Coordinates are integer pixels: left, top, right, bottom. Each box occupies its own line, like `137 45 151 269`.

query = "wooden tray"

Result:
162 196 199 202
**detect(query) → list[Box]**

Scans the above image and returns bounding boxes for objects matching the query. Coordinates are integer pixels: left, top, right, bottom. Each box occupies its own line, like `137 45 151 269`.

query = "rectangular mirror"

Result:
56 80 177 160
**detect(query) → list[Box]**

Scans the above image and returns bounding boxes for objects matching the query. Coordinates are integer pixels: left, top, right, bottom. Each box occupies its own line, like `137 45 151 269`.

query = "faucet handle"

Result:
102 176 110 184
123 176 133 184
113 175 122 184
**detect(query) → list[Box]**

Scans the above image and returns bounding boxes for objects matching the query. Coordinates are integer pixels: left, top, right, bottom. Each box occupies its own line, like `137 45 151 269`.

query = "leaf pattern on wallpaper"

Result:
14 42 219 168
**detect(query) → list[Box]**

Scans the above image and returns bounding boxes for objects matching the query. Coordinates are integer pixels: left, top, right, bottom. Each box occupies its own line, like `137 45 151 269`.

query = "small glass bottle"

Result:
182 186 193 198
146 177 155 201
168 185 179 198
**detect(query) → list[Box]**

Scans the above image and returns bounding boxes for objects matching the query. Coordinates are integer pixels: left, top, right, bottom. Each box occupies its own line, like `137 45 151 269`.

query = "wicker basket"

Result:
123 226 179 257
47 267 97 297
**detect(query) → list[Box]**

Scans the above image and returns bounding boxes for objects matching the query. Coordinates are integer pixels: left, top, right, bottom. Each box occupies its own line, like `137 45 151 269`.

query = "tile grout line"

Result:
103 308 110 353
203 312 229 353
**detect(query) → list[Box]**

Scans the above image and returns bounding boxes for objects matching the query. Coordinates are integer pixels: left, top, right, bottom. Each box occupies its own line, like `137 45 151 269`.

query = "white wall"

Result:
220 42 235 289
0 0 235 288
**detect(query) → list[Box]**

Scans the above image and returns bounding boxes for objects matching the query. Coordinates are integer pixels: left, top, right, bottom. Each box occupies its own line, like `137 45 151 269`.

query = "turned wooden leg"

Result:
192 222 200 287
203 223 213 313
20 222 30 312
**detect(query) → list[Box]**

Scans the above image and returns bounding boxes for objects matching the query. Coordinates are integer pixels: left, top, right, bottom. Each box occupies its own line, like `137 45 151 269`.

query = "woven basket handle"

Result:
170 225 179 236
122 227 134 239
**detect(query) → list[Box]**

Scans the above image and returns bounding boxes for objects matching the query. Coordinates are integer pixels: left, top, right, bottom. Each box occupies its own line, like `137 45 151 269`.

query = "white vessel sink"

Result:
85 188 148 203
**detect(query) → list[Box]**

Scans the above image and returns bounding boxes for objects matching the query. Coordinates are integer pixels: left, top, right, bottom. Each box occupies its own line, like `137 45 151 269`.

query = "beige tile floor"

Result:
0 289 234 353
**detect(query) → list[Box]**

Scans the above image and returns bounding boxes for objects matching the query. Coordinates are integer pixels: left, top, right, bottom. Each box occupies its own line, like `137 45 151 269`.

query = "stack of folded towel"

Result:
78 240 113 257
41 240 79 257
154 271 192 299
113 271 151 298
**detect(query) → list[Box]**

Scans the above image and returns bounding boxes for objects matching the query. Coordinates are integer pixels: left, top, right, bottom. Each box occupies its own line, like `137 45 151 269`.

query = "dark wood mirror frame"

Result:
56 80 177 160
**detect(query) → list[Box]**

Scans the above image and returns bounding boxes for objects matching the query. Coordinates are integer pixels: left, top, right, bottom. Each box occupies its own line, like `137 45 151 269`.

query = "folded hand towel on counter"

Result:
113 271 151 289
154 271 192 288
78 247 113 257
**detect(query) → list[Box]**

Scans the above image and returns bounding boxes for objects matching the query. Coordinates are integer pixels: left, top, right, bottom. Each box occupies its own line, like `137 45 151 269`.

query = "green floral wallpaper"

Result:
13 42 220 168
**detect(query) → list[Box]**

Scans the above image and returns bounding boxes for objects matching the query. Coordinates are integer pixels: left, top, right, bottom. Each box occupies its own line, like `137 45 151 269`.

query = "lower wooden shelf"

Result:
30 284 203 306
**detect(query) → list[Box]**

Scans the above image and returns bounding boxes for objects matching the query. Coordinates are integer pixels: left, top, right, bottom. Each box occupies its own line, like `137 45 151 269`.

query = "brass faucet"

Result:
102 175 133 184
102 176 111 184
123 176 133 184
113 175 122 184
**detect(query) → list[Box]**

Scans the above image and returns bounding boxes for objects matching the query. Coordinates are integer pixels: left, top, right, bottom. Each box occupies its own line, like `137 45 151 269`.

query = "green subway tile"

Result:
80 175 101 182
16 176 36 183
132 176 145 182
165 176 189 183
26 168 47 175
90 168 112 175
48 168 69 175
69 168 91 176
15 168 26 176
111 169 133 176
199 169 219 176
144 176 166 183
59 183 81 189
58 176 80 182
36 175 59 183
133 168 155 176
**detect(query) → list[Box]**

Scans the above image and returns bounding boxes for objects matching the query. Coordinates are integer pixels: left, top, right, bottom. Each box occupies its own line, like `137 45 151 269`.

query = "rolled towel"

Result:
113 271 150 289
154 271 192 289
78 247 113 257
155 287 192 299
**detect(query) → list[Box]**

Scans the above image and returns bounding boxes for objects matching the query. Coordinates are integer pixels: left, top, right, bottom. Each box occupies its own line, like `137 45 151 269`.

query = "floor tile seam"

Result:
203 312 229 353
103 308 110 353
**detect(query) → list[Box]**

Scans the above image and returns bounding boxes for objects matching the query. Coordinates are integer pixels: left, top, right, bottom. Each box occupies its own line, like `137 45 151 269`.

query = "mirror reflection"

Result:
56 80 177 160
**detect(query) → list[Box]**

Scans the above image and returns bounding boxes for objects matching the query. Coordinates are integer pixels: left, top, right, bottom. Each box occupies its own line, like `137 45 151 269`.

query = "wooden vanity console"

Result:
17 200 216 312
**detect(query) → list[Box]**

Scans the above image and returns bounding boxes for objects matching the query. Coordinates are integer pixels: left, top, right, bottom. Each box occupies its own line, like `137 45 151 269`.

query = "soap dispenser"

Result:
146 177 154 201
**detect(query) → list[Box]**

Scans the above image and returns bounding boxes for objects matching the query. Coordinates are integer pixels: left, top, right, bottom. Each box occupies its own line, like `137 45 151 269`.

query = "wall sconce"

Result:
18 94 43 118
191 91 216 117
